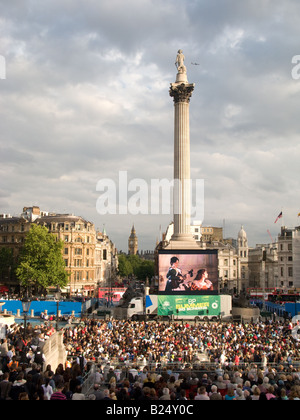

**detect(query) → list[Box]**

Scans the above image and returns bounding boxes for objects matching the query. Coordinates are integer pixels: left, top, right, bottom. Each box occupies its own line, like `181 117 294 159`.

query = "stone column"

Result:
167 53 199 249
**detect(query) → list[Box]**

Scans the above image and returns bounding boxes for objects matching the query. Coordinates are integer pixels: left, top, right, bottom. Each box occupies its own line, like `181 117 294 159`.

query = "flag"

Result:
274 211 283 224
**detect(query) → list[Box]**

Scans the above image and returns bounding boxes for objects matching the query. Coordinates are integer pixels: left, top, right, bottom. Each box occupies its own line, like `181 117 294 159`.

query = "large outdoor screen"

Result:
158 250 218 295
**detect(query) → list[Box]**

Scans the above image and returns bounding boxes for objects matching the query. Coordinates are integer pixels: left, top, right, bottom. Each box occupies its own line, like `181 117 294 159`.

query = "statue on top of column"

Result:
175 49 187 74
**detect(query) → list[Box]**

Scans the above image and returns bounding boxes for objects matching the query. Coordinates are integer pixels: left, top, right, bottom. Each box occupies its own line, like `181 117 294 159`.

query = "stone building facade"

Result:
0 207 118 296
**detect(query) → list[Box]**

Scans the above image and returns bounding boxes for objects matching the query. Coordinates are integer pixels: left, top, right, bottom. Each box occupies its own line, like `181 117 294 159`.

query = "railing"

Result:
80 359 300 396
82 363 96 395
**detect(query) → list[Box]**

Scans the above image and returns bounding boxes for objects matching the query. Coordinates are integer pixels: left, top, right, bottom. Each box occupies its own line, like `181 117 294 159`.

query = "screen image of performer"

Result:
158 251 218 294
190 269 213 291
165 256 194 292
165 257 182 292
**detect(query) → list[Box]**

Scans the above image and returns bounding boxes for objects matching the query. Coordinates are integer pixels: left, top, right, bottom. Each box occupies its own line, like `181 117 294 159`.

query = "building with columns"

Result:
95 230 118 287
248 243 278 291
0 206 118 296
277 226 300 289
36 213 97 296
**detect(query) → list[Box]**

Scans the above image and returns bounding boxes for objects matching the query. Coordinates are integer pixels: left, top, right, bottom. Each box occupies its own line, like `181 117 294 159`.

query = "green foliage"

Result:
117 254 133 277
117 253 154 281
135 259 155 281
16 224 69 290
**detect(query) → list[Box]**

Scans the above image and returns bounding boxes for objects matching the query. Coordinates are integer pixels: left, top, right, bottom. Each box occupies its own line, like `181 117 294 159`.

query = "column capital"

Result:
169 83 195 104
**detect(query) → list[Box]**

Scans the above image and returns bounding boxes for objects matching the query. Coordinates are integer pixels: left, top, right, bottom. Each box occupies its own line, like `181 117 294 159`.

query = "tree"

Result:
127 254 141 274
135 259 155 282
117 253 154 282
117 254 133 278
16 224 69 293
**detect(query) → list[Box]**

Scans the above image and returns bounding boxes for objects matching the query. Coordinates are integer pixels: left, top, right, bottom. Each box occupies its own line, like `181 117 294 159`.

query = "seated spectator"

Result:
209 385 222 401
195 386 210 400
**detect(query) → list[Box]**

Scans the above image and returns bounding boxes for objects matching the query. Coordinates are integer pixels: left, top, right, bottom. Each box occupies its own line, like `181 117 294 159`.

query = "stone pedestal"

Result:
232 307 261 322
43 331 66 372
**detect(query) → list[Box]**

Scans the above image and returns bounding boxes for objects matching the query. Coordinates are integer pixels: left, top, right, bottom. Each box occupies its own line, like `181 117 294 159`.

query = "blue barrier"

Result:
0 300 82 316
285 302 300 318
251 299 300 318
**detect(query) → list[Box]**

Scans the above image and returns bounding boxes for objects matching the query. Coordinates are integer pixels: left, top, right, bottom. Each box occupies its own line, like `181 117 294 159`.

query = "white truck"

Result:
113 294 232 321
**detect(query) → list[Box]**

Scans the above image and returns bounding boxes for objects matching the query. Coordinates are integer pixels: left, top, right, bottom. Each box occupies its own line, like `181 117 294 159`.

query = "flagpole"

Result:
274 210 283 225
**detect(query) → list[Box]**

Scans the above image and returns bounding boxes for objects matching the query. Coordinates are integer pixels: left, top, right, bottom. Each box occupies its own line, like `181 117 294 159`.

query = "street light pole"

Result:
55 286 61 332
21 292 31 341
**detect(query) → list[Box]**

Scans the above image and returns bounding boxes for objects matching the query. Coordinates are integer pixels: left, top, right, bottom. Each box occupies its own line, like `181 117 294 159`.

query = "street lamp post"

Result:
55 286 61 331
21 294 31 340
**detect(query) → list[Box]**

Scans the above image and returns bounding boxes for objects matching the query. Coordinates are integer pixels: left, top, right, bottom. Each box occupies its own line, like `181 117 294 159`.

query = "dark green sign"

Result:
158 295 221 316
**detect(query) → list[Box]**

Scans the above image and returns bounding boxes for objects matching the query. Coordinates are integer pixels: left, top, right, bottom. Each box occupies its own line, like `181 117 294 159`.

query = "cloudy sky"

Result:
1 0 300 251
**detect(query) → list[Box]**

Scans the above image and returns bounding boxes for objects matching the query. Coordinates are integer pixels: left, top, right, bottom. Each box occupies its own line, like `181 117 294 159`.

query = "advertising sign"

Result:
158 295 221 317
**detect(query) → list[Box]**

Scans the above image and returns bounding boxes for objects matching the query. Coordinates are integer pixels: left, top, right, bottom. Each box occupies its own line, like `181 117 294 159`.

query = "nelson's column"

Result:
167 50 200 250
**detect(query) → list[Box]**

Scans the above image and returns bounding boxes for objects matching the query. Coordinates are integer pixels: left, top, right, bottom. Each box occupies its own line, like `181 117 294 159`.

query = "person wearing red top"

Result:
50 383 67 401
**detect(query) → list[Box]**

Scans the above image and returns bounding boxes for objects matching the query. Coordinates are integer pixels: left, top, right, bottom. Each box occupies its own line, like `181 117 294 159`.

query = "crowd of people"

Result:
63 319 299 367
0 317 300 400
0 321 60 400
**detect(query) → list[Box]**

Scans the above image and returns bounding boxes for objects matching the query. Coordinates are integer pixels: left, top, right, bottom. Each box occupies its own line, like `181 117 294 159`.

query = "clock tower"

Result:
128 225 138 255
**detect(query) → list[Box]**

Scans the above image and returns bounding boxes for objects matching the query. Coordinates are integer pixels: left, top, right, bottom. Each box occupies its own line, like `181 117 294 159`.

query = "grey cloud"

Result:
1 0 300 250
